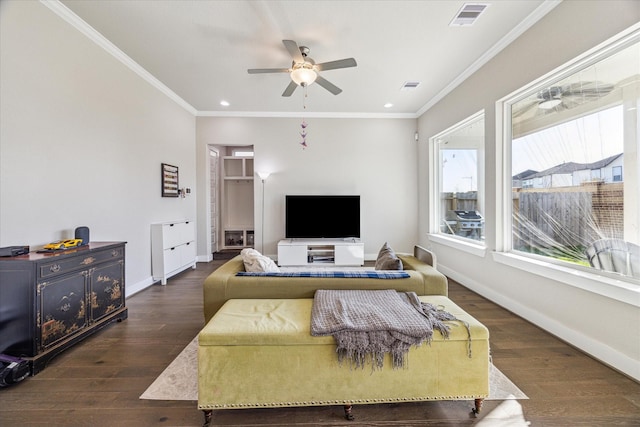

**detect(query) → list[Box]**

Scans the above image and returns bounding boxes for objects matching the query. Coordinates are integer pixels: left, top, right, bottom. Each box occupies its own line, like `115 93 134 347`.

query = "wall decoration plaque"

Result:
161 163 179 197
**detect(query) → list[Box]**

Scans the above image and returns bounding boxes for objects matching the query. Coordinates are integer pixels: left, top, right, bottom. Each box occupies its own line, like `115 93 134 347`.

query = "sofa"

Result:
203 245 448 323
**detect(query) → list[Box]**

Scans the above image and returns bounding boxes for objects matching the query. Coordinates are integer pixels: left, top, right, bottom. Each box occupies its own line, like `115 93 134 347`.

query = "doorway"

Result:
208 147 219 255
209 145 255 258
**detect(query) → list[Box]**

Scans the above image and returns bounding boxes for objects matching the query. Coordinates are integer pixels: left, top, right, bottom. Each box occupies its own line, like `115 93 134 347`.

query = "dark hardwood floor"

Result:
1 259 639 426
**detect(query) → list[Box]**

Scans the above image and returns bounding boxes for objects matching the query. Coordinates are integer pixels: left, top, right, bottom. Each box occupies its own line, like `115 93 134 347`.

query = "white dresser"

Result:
151 220 196 285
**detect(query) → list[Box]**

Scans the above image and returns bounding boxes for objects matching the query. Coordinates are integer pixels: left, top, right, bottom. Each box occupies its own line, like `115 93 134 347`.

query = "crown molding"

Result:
40 0 198 116
416 0 562 117
40 0 416 120
40 0 561 121
196 110 418 119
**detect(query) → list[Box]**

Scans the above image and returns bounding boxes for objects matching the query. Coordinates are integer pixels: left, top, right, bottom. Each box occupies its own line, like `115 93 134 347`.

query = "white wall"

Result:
196 117 418 259
0 1 197 295
417 0 640 380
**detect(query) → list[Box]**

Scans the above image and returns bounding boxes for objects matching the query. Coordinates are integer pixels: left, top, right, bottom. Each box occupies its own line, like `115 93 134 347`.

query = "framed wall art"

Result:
161 163 179 197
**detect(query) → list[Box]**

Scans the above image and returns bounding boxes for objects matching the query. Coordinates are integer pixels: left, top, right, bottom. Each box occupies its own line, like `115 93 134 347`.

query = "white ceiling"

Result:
57 0 559 117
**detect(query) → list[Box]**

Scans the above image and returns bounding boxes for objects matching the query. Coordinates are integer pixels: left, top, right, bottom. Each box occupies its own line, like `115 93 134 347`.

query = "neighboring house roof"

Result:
528 162 584 179
512 169 538 180
523 153 623 180
586 153 623 170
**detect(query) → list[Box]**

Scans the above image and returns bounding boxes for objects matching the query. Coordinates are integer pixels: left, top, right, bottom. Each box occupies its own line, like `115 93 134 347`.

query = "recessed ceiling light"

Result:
220 100 230 107
384 103 394 108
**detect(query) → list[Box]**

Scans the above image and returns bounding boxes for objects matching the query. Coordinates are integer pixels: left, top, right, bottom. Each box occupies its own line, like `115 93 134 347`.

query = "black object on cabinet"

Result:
0 242 127 375
75 226 90 245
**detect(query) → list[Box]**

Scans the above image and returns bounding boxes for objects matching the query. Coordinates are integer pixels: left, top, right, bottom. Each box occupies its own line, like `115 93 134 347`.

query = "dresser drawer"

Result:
39 246 124 279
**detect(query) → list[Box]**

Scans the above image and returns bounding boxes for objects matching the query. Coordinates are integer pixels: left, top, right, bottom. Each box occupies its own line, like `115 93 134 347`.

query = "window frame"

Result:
495 24 640 305
428 110 487 257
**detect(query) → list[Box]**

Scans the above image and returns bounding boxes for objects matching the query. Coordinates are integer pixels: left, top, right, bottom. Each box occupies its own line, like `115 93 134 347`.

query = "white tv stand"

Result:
277 238 364 266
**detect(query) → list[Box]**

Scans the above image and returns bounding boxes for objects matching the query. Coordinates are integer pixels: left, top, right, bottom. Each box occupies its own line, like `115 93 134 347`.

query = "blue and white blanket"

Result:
236 270 410 279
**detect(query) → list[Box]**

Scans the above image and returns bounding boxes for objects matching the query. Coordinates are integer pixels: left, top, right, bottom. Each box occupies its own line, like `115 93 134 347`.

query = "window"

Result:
613 166 623 182
504 30 639 282
430 111 485 246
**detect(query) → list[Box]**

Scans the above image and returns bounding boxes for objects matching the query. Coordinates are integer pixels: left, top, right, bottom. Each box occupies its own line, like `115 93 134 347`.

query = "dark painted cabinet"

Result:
0 242 127 374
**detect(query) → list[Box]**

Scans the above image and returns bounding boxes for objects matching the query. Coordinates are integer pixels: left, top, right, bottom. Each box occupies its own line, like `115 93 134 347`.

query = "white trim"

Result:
42 0 561 120
439 263 640 382
196 111 418 119
495 23 640 299
428 130 439 234
40 0 198 116
492 251 640 307
198 254 213 263
428 110 486 247
500 23 640 107
125 276 155 298
495 100 510 252
428 233 487 257
430 109 486 143
416 0 562 116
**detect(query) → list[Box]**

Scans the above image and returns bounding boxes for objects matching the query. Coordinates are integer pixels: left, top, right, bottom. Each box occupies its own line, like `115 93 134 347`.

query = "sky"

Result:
439 104 626 193
512 105 624 175
442 149 478 192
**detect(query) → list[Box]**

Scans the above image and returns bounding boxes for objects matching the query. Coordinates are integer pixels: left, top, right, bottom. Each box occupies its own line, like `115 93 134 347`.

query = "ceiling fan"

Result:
248 40 357 97
513 81 615 118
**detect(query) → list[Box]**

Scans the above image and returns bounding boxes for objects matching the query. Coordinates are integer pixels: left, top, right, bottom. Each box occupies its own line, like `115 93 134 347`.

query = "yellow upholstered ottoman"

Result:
198 296 489 423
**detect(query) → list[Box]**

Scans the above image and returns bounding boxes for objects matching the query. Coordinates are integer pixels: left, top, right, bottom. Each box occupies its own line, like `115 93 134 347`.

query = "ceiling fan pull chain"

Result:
302 84 308 109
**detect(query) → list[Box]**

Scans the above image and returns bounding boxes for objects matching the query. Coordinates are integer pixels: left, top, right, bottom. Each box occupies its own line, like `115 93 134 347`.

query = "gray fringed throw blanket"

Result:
311 289 458 370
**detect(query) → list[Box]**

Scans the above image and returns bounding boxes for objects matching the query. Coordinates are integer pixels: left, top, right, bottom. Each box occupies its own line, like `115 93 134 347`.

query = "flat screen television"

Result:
285 195 360 239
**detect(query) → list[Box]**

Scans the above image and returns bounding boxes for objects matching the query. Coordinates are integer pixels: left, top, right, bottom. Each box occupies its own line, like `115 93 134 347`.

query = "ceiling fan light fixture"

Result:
248 40 356 97
290 64 317 86
539 98 562 109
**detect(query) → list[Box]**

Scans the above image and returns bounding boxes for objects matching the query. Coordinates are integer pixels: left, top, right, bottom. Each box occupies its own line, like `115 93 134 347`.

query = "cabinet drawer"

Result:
163 221 194 249
163 246 184 274
39 246 124 279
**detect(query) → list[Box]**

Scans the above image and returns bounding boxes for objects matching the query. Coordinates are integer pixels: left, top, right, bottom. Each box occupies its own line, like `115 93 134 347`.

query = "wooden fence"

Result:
443 183 624 252
514 182 624 251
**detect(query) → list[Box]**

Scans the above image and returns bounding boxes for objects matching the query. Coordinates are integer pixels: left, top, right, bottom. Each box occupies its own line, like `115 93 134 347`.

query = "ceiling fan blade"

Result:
315 75 342 95
248 68 290 74
511 100 538 118
282 81 298 97
315 58 357 72
559 98 581 110
282 39 303 63
562 81 614 97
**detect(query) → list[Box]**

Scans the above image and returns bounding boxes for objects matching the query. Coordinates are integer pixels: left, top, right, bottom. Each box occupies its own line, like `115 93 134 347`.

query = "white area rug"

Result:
140 337 528 401
476 399 532 426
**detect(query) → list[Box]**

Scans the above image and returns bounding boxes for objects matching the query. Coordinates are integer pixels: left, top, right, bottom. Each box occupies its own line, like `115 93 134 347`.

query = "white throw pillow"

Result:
241 248 280 273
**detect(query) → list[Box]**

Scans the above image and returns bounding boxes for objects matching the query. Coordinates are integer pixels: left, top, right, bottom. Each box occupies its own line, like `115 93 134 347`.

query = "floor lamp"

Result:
257 172 271 254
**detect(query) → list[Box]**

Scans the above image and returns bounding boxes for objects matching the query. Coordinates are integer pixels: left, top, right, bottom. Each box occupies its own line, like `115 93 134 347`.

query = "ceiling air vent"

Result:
401 81 421 91
450 3 489 27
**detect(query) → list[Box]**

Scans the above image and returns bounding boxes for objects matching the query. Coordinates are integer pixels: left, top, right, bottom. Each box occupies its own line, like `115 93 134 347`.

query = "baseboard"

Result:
126 276 156 298
198 254 213 262
365 253 378 261
439 264 640 382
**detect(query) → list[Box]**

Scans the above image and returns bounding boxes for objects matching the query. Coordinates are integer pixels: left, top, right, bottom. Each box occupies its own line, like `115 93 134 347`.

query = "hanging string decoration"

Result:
300 120 308 149
298 84 310 149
